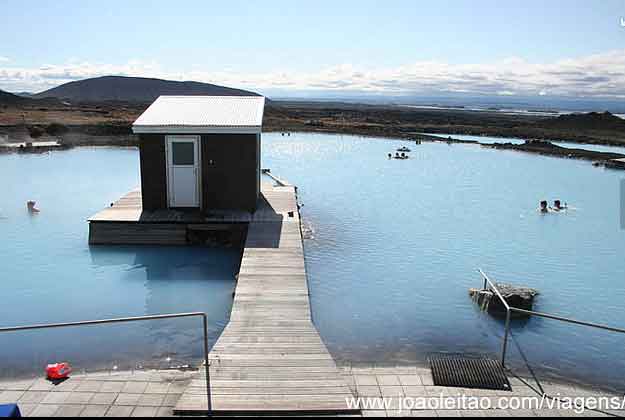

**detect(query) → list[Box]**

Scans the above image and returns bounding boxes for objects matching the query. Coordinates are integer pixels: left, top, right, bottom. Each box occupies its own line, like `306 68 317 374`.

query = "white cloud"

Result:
2 50 625 98
0 56 9 63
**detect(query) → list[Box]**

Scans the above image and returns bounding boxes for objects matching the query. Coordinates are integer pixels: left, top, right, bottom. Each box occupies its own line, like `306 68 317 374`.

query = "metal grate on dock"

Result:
430 355 511 391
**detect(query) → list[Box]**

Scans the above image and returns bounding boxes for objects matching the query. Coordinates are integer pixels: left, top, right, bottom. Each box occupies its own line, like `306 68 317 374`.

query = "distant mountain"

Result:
0 89 28 105
539 111 625 132
0 89 63 106
33 76 260 103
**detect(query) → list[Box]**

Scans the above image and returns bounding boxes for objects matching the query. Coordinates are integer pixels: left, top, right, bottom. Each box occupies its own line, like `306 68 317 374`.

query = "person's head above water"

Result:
27 201 40 213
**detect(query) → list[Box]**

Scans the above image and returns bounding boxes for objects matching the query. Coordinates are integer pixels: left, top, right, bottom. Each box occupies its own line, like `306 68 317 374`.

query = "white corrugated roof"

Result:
132 96 265 134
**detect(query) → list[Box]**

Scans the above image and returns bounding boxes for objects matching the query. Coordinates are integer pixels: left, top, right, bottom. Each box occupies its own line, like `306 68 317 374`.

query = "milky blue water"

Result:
0 148 239 378
262 133 625 390
2 135 625 390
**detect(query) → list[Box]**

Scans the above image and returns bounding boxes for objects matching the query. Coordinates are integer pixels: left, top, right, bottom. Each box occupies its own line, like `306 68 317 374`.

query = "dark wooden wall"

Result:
201 134 260 212
139 134 167 211
138 133 260 213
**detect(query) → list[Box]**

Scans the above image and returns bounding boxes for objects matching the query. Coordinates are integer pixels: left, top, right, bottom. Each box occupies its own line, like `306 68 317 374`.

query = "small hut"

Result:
132 96 265 213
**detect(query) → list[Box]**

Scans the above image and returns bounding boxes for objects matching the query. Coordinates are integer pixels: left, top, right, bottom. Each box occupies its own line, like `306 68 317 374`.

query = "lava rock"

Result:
470 284 539 318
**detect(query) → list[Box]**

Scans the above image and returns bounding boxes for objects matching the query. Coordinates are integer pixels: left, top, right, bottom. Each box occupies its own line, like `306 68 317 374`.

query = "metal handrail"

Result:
261 168 290 187
478 269 625 366
0 312 212 413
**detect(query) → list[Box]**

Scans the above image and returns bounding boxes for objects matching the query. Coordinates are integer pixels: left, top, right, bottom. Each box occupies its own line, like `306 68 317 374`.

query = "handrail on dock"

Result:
477 269 625 366
0 312 212 413
261 168 290 187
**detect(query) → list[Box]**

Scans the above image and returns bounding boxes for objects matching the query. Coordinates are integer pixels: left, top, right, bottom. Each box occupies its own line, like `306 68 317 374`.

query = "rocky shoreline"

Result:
413 135 625 169
481 139 625 166
2 127 625 170
1 101 625 168
1 100 625 145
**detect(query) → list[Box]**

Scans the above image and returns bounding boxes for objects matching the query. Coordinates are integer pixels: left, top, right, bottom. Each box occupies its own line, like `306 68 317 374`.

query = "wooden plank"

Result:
88 222 188 245
198 360 339 368
88 182 284 224
186 387 353 396
175 183 355 415
190 379 349 388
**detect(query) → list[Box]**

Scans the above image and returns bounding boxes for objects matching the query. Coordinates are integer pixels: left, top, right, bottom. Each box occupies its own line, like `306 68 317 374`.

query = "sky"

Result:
1 0 625 99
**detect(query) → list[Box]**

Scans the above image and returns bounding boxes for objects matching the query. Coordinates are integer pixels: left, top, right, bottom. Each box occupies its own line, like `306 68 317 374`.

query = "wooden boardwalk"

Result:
88 182 303 245
174 184 357 415
89 184 291 225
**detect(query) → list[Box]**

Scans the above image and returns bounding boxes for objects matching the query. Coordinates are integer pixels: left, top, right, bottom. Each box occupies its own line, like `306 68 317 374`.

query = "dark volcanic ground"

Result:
1 99 625 149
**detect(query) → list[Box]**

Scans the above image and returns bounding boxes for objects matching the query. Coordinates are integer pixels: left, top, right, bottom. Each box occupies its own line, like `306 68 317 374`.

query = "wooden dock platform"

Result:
88 182 296 245
174 186 353 414
174 184 357 415
89 182 357 415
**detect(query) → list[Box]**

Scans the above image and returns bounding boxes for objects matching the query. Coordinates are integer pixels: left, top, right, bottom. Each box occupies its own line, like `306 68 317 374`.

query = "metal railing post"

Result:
478 268 625 372
202 314 212 414
478 269 512 367
502 309 511 367
0 312 212 416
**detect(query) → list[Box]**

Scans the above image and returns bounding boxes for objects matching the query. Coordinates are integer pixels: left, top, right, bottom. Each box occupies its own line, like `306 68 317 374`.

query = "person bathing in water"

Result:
27 201 40 213
553 200 568 211
539 200 569 213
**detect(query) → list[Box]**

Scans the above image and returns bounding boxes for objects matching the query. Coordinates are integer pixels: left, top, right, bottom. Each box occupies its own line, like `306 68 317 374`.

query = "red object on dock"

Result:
45 363 72 380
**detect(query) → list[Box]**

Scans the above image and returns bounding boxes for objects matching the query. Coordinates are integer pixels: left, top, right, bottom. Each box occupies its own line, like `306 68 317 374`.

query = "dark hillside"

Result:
34 76 260 103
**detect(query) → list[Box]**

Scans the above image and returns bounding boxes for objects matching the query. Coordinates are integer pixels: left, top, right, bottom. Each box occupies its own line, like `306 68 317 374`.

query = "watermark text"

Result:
346 394 625 415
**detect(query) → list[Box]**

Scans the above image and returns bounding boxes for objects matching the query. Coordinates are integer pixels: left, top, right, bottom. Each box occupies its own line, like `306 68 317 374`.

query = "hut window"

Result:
172 142 195 165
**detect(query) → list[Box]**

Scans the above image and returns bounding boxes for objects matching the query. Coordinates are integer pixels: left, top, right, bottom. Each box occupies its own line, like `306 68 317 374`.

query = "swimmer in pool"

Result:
27 201 40 213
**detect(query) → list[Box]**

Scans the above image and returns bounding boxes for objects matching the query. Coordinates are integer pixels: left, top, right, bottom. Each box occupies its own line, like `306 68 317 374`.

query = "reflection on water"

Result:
88 245 239 363
0 149 239 378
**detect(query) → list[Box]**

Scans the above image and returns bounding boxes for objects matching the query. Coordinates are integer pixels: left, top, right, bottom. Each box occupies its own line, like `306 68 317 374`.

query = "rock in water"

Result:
470 284 539 318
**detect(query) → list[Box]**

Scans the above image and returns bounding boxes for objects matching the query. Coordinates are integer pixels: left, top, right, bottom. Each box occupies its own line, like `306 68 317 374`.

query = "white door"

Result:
166 136 200 208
